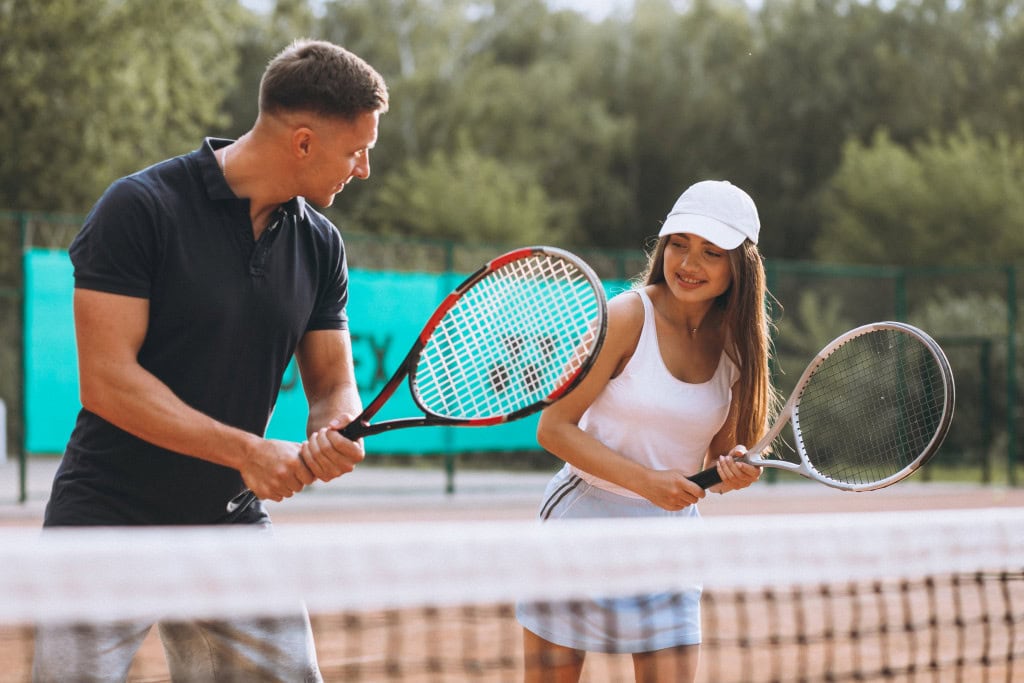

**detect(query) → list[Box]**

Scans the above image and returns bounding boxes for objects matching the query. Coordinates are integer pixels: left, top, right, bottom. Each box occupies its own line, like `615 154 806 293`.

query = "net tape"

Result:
2 508 1021 625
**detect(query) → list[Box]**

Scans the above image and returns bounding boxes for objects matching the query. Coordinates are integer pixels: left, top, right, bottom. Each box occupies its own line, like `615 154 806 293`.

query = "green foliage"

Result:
816 127 1024 265
363 143 569 245
580 0 760 245
3 0 1021 477
0 0 243 211
316 0 632 245
3 0 1024 258
772 290 851 393
725 0 1024 258
913 289 1021 470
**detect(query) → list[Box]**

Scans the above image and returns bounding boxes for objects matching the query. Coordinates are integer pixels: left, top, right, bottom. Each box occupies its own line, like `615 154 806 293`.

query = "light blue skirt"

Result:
515 466 702 653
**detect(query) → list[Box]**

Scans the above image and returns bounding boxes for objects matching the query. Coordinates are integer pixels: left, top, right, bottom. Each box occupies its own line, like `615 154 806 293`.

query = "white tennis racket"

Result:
689 322 955 492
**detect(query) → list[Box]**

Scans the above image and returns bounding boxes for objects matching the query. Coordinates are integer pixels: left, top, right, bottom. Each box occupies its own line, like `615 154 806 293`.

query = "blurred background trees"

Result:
2 0 1021 478
0 0 243 212
3 0 1022 264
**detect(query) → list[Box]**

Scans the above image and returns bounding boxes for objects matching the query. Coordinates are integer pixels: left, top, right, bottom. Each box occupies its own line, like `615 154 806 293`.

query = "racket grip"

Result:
226 489 257 513
339 421 369 439
225 423 369 512
688 467 723 490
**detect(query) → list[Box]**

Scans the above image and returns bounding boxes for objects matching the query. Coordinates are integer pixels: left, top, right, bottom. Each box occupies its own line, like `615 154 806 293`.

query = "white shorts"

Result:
515 466 702 653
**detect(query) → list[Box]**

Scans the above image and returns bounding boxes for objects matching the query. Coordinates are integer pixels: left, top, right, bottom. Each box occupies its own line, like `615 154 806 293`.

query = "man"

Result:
34 40 389 681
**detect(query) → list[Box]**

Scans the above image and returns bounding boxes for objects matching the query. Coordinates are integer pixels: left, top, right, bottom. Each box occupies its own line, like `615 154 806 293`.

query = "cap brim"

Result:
658 213 746 250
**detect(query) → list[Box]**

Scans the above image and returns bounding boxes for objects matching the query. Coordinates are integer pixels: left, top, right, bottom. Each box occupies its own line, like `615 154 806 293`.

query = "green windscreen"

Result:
23 249 625 455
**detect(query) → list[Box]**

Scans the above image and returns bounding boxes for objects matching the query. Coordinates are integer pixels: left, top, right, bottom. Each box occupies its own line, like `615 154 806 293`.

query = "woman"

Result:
516 180 779 683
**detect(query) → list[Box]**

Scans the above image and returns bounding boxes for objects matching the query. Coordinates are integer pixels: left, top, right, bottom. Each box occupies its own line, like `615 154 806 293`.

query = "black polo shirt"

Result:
44 138 349 526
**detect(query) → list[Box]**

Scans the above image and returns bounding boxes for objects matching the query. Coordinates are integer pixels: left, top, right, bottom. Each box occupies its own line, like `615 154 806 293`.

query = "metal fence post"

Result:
18 212 28 503
0 398 6 464
1007 265 1018 486
894 270 907 322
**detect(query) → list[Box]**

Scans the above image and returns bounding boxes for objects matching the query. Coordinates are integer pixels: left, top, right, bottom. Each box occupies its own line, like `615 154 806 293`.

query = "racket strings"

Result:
793 329 949 487
413 254 603 419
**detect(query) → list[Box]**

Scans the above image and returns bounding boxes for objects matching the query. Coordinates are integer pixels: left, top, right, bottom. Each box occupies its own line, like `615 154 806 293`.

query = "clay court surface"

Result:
6 456 1024 526
2 457 1023 681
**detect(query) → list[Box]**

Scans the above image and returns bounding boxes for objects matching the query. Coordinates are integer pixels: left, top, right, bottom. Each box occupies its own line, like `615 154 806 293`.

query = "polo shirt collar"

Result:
288 196 308 222
201 137 308 221
202 137 234 201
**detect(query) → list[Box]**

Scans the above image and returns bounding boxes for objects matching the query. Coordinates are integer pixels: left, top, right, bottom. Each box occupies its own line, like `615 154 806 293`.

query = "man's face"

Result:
302 110 380 208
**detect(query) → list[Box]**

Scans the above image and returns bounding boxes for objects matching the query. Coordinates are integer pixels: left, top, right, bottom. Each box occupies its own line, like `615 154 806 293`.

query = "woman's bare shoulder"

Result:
603 289 646 357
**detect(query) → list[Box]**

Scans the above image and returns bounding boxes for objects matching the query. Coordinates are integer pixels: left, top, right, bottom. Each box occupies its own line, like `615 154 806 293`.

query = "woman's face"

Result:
661 233 734 303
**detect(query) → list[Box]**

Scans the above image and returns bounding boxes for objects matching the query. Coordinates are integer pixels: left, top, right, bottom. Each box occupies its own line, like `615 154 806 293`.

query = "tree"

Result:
365 142 569 245
577 0 759 246
284 0 1024 256
0 0 243 212
316 0 632 245
815 126 1024 265
726 0 1023 259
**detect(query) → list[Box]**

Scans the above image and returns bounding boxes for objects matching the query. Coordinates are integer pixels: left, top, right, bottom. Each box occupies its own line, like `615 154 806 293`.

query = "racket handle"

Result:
339 420 371 439
225 423 370 512
339 417 436 439
688 467 723 490
226 489 257 513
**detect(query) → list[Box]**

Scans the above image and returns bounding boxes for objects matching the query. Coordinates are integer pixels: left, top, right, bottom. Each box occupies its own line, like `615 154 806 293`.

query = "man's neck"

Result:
219 131 294 240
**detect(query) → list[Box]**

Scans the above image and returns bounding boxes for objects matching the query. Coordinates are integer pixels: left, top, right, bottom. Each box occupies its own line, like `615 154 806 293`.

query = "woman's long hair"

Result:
639 236 780 447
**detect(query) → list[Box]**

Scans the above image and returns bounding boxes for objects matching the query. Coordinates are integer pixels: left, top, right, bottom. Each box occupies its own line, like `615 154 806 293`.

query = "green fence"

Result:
764 261 1019 486
2 210 1021 502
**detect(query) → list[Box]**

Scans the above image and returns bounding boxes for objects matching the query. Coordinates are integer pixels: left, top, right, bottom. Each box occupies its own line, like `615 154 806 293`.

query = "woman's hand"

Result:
637 469 707 511
708 445 761 494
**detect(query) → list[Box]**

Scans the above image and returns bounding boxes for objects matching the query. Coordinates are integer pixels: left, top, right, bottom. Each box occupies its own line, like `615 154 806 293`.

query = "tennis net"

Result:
2 507 1022 682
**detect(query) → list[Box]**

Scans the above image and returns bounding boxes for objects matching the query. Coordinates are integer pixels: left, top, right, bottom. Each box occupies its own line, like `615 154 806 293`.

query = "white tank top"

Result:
569 288 739 498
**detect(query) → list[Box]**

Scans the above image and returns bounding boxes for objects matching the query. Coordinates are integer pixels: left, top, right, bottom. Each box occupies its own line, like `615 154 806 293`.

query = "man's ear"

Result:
293 126 314 159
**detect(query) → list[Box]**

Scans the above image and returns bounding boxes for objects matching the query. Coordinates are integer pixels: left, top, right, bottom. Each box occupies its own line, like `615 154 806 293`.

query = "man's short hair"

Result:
259 39 389 120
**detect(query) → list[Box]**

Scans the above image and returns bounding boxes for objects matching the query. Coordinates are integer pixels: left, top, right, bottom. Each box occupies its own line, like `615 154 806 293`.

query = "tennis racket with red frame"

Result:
228 246 608 512
689 322 955 492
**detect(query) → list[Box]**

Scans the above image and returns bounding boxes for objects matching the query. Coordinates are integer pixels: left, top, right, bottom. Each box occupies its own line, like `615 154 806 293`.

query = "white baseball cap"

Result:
658 180 760 249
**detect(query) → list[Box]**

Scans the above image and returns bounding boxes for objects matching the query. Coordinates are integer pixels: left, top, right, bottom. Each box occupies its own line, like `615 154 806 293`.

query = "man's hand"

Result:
239 438 317 502
300 415 366 483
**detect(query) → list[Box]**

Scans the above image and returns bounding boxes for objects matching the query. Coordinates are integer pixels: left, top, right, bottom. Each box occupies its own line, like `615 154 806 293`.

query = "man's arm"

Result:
293 329 366 482
74 288 315 502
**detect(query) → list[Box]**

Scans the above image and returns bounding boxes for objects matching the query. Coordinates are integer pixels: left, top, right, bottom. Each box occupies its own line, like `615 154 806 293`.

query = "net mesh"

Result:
2 508 1021 682
794 326 952 489
414 251 605 420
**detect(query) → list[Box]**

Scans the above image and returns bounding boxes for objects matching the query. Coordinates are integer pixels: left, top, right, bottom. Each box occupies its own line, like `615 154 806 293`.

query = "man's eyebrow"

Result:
350 141 376 154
